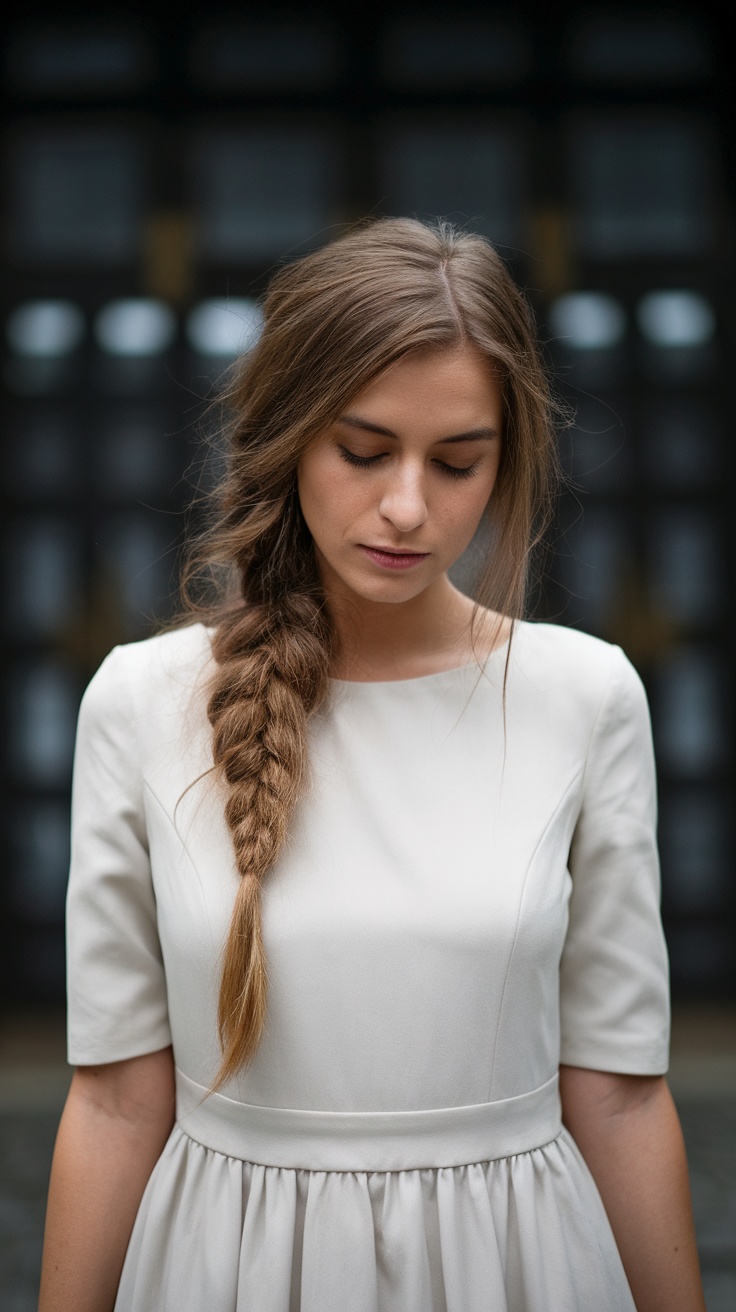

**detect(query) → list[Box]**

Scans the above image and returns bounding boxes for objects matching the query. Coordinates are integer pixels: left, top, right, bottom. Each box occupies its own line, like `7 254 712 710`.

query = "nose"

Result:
377 459 429 534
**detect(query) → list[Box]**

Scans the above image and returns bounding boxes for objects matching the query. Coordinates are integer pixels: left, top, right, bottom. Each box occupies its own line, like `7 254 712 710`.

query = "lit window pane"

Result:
94 300 177 356
5 26 151 95
567 15 711 84
549 293 626 349
382 123 524 248
648 509 722 627
382 18 530 87
654 648 727 775
95 409 174 496
191 22 339 90
186 298 263 357
6 300 85 356
642 399 719 490
5 517 83 638
636 291 715 347
11 801 70 922
9 127 143 264
8 662 79 786
635 291 716 383
193 128 337 262
660 790 730 912
569 116 715 259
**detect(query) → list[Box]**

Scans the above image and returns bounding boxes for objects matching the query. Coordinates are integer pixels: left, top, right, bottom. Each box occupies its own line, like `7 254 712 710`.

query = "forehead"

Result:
347 345 503 421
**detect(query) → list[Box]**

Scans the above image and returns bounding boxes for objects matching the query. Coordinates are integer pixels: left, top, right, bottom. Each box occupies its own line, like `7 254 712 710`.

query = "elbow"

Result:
70 1045 176 1137
560 1065 669 1132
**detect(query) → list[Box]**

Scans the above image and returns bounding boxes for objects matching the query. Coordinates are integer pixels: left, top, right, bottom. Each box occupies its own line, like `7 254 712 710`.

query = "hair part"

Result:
168 216 561 1090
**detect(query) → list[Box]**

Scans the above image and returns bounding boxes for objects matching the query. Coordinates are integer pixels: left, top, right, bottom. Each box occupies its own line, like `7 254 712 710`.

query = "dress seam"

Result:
142 778 220 959
488 767 583 1101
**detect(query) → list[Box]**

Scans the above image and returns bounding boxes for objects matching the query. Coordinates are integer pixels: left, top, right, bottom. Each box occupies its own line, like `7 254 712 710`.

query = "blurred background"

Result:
0 2 734 1308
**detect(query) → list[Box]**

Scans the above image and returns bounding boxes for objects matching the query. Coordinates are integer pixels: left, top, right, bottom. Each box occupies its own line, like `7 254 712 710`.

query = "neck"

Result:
322 569 490 682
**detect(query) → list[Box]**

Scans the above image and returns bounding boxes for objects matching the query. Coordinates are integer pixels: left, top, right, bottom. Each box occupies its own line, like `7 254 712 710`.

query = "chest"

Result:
143 680 586 973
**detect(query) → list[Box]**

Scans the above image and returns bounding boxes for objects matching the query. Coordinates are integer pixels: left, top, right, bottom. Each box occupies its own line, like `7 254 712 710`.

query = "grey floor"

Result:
1 1011 735 1310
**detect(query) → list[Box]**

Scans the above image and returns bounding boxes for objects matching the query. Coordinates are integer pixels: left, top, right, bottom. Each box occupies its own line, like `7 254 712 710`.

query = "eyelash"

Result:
338 447 480 480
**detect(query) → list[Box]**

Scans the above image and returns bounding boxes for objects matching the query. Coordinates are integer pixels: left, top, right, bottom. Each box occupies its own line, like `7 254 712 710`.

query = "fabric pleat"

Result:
115 1126 636 1312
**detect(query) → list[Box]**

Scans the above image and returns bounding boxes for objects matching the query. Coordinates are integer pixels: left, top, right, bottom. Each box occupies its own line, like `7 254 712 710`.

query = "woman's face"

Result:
297 344 504 608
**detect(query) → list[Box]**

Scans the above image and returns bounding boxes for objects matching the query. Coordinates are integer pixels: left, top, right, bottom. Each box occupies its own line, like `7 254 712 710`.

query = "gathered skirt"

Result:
114 1069 636 1312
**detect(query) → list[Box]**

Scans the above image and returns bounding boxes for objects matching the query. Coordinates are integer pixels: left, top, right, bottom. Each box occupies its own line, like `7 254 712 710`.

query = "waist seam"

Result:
173 1120 564 1173
173 1068 563 1171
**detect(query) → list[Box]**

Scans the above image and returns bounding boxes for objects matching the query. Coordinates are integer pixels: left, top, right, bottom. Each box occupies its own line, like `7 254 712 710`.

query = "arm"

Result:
38 1045 175 1312
560 1065 705 1312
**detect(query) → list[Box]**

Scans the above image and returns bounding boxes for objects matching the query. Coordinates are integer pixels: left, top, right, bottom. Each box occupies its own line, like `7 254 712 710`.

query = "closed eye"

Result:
435 461 480 480
338 447 384 469
338 447 480 480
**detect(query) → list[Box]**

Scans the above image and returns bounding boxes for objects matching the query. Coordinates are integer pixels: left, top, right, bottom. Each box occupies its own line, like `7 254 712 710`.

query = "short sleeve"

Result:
66 645 172 1066
559 646 670 1075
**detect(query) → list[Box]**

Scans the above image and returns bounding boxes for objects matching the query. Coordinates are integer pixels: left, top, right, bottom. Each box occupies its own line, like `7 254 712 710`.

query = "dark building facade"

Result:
1 2 734 1008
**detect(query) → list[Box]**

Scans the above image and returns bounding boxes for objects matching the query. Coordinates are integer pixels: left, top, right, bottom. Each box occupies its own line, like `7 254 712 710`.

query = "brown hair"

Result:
172 217 559 1089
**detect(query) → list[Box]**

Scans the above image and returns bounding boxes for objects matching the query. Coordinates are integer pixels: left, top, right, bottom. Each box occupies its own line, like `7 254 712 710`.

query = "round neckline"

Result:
328 623 518 688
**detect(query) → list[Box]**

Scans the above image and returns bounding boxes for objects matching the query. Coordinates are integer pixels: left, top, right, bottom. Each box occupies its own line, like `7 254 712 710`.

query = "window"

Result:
4 517 83 638
192 126 338 262
382 18 530 87
5 25 151 96
7 662 79 787
648 509 722 628
567 14 711 84
8 127 144 264
11 801 71 922
568 115 715 259
653 648 727 776
382 121 525 250
190 22 339 91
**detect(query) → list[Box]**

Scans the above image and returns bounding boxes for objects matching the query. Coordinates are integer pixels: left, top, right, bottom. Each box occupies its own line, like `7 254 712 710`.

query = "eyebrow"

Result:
338 414 499 445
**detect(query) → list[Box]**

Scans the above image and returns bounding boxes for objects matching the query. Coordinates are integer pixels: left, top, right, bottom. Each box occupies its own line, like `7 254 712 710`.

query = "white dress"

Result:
65 619 670 1312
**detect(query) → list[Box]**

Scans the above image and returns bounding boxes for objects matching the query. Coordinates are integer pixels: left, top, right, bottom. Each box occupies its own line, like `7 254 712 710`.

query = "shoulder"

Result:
516 619 620 668
512 620 643 723
111 620 213 683
82 622 214 720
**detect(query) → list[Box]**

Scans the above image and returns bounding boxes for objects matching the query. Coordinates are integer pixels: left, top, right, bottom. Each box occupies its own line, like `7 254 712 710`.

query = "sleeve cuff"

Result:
67 1020 173 1068
559 1036 670 1076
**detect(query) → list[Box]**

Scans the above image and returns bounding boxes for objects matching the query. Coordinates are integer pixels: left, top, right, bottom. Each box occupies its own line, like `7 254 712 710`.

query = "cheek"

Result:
440 478 495 548
462 455 501 526
298 456 360 545
297 463 325 543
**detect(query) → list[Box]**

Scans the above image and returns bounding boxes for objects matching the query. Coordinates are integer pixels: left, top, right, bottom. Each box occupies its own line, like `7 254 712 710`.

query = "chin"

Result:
344 573 433 605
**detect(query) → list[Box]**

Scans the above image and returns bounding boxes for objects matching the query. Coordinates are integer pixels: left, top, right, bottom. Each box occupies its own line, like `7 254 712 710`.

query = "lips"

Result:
359 545 430 571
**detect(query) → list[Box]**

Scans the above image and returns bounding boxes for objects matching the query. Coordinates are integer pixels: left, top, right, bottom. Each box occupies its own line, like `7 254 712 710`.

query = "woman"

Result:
39 218 705 1312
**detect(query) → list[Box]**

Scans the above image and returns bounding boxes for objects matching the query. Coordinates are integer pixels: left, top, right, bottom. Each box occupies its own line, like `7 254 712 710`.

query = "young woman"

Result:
39 218 705 1312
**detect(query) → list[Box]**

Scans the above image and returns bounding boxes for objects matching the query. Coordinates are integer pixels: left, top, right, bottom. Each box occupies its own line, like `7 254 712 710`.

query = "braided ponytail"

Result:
207 588 333 1088
170 217 560 1088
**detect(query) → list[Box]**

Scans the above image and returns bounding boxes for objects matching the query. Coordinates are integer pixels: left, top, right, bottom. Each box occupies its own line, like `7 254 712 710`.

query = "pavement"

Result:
1 1005 734 1311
